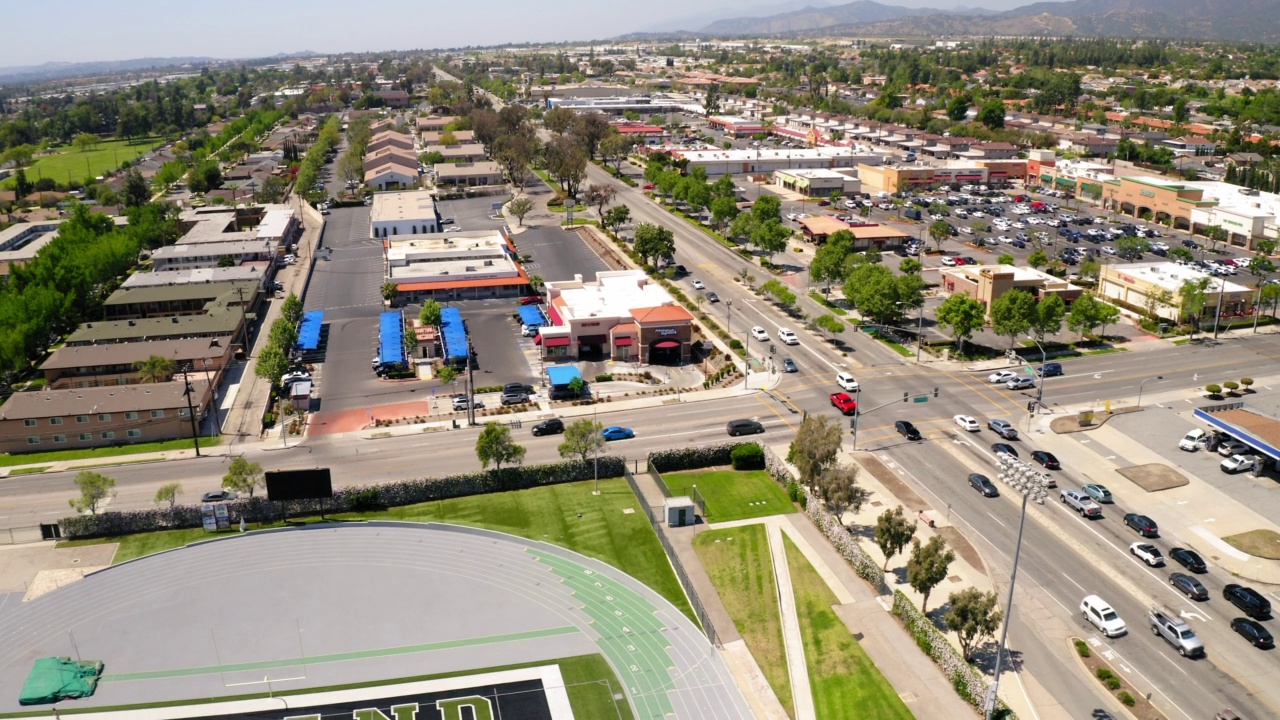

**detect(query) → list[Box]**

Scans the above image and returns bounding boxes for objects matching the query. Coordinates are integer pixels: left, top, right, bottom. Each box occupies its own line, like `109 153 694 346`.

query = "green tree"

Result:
1167 246 1194 264
123 168 150 207
281 293 304 326
133 354 176 383
752 219 790 260
813 313 845 339
874 505 916 571
977 99 1006 130
604 204 631 234
380 281 399 304
1095 299 1121 339
1179 277 1212 339
710 196 740 230
558 418 605 463
154 482 183 510
844 264 900 325
73 132 99 152
997 253 1015 265
944 588 1003 662
814 462 868 519
935 293 986 353
507 196 535 227
1203 225 1227 254
258 175 286 203
1066 293 1102 340
634 222 675 266
254 344 289 386
946 96 971 122
907 535 955 613
69 470 116 515
583 183 617 216
1262 282 1280 317
419 299 443 327
1032 293 1066 342
899 257 922 275
788 414 841 489
437 365 459 386
476 422 526 470
927 220 952 251
989 289 1037 348
1027 249 1049 270
222 456 265 498
268 317 298 351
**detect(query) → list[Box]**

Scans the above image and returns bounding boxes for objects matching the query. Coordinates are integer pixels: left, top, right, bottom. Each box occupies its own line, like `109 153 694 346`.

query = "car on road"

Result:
987 419 1018 439
988 370 1018 384
1005 377 1035 390
201 490 237 503
691 279 705 290
781 357 798 373
778 328 799 345
954 415 981 432
1037 362 1063 377
1082 484 1113 503
727 419 765 436
1124 513 1159 538
1061 489 1103 517
968 473 999 497
705 292 720 303
836 372 859 392
1224 584 1272 619
1170 573 1209 601
1030 450 1061 470
531 418 565 436
991 442 1018 458
830 392 858 415
643 184 655 190
1130 542 1165 566
1081 595 1127 637
1169 547 1207 573
601 426 635 441
1231 618 1274 649
895 420 922 441
1221 454 1257 474
750 326 769 341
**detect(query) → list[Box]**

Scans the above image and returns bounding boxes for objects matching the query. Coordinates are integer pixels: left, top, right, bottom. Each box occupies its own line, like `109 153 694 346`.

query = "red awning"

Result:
614 337 633 347
653 341 680 349
544 337 570 347
547 303 562 326
533 334 542 345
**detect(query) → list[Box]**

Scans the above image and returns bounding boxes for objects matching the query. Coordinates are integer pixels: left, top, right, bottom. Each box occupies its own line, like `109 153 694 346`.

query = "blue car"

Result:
601 426 635 441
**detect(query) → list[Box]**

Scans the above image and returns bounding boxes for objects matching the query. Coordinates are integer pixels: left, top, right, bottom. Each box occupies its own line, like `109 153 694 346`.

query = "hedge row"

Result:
60 457 626 539
648 443 739 473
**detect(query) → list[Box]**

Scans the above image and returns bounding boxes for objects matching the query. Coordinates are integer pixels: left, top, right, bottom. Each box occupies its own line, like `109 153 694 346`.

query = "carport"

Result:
1194 404 1280 462
439 307 469 366
517 305 547 327
377 312 405 367
546 365 583 400
296 310 324 352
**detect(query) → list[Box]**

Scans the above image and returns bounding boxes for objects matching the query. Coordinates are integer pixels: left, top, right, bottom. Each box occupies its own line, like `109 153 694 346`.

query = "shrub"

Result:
1118 692 1135 707
730 443 765 470
1241 377 1254 389
1205 383 1222 395
595 373 614 382
1223 380 1239 393
1073 639 1090 657
728 339 743 350
649 443 739 473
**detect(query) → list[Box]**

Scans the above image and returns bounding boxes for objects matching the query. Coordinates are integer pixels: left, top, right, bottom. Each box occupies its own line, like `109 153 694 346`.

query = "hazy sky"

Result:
2 0 1045 69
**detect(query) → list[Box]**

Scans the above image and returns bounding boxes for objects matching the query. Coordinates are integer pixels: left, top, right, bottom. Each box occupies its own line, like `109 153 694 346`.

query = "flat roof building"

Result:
540 270 694 364
102 280 259 320
673 147 882 176
150 240 277 271
941 264 1085 315
385 231 528 302
0 220 62 275
774 168 860 198
424 144 487 163
1098 261 1256 322
122 265 269 289
434 161 504 187
370 190 438 238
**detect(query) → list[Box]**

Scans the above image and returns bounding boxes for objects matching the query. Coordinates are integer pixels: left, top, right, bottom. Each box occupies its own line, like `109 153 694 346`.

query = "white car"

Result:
836 372 859 392
988 370 1018 384
940 256 958 267
959 226 974 235
1221 454 1256 474
444 226 462 233
750 326 769 341
954 415 981 432
691 279 705 290
1081 595 1127 638
1130 542 1164 567
778 328 799 345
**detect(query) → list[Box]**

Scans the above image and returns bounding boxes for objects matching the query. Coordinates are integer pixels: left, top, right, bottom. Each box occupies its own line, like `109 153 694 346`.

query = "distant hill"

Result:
699 1 946 35
637 0 836 34
0 57 220 84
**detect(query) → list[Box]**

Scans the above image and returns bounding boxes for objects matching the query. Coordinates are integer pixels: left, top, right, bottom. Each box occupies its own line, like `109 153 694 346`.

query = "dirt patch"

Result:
1116 464 1190 492
1050 405 1144 434
572 226 630 271
1223 529 1280 560
853 452 926 510
935 526 986 576
1071 637 1166 720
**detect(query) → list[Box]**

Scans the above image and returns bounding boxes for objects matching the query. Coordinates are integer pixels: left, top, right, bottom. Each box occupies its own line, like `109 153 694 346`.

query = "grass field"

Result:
59 478 695 621
2 137 165 189
784 536 914 720
662 469 794 522
0 436 218 468
693 525 793 717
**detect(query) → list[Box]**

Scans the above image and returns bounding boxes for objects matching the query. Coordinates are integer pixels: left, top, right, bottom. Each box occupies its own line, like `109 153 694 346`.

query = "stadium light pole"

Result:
987 479 1047 720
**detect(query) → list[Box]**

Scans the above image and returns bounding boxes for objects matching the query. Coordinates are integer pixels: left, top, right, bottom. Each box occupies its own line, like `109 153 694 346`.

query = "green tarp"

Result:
19 657 103 705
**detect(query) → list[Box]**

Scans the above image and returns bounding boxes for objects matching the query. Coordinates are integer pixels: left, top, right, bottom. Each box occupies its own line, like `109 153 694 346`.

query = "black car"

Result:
674 265 689 276
991 442 1018 458
1037 362 1063 377
727 419 765 436
1170 547 1207 573
968 473 999 497
781 357 798 373
706 292 720 303
531 418 565 436
1170 573 1209 601
1030 450 1061 470
895 420 922 441
1224 584 1272 620
961 256 977 265
1232 618 1274 649
1123 513 1159 538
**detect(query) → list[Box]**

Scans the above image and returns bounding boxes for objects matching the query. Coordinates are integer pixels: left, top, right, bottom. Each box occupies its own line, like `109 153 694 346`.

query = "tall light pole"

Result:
182 379 202 458
1137 375 1164 408
987 474 1048 720
1023 336 1047 431
1212 276 1226 340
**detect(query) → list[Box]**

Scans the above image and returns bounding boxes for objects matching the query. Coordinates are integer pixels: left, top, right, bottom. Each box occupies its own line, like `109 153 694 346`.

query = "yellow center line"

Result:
755 394 798 432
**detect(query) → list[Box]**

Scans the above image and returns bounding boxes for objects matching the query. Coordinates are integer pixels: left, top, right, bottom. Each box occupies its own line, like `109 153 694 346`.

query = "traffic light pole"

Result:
850 388 938 451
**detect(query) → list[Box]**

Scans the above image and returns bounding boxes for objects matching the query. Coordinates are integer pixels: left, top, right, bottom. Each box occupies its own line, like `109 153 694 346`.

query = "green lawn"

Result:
785 536 914 720
694 525 792 717
662 469 794 522
807 292 848 316
0 436 219 468
3 137 164 189
60 478 694 621
7 465 49 475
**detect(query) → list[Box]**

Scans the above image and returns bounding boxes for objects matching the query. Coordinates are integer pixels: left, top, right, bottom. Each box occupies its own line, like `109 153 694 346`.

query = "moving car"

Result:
1030 450 1061 470
750 326 770 341
1037 362 1063 377
727 419 765 436
1170 573 1209 601
1005 377 1035 390
706 292 720 303
1224 584 1272 619
895 420 922 441
1061 489 1102 517
778 328 799 345
601 426 635 441
1081 595 1127 637
1130 542 1165 567
781 357 798 373
1082 484 1113 503
968 473 999 497
1169 547 1207 573
836 372 859 391
988 370 1018 384
1124 513 1159 538
1230 618 1274 649
691 279 705 290
987 419 1018 439
201 490 237 503
531 418 565 436
991 442 1019 458
830 393 858 415
954 415 981 432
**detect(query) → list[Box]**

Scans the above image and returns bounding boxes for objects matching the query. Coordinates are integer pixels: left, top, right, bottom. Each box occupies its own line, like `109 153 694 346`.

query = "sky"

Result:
2 0 1046 69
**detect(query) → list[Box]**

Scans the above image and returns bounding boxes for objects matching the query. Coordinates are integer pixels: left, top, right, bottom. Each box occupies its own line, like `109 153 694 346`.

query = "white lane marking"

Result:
1061 572 1085 592
987 512 1006 528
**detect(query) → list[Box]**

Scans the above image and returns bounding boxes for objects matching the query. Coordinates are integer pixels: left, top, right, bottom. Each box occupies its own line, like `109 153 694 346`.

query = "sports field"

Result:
2 137 163 189
662 469 795 522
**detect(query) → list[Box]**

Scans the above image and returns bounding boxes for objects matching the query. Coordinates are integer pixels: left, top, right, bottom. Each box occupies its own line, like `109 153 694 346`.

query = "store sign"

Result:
655 328 678 336
1118 273 1136 284
1223 218 1243 228
1139 190 1156 198
580 321 600 327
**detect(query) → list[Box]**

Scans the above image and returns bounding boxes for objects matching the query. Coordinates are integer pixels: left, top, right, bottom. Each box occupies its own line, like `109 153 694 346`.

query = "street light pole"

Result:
1021 336 1047 430
1213 276 1226 340
986 482 1045 720
1137 375 1164 408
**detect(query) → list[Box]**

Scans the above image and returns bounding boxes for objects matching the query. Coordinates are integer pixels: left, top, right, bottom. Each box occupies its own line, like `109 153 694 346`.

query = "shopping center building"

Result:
538 270 694 364
1098 261 1256 322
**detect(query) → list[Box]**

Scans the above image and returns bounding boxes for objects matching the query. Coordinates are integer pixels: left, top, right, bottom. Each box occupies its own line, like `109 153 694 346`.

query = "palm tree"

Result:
528 274 545 298
134 355 176 383
380 281 399 306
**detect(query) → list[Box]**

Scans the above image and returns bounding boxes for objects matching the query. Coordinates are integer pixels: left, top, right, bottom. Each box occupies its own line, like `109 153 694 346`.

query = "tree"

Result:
583 183 617 216
476 422 526 470
73 132 99 152
907 535 955 613
507 196 535 227
752 219 790 260
710 196 739 230
1179 277 1212 339
254 344 289 386
69 470 116 515
899 257 922 274
559 418 605 463
1167 246 1194 264
1032 293 1066 342
814 462 868 519
944 588 1003 662
604 204 631 234
1027 249 1049 270
599 131 635 172
543 106 576 135
123 168 149 207
437 365 459 386
1204 225 1228 254
337 152 364 190
788 415 841 489
133 354 176 383
844 264 900 324
154 482 183 510
874 506 916 571
380 281 399 304
572 111 611 160
997 253 1015 265
946 96 971 122
543 134 587 197
1 143 34 168
927 220 952 251
813 313 845 338
419 300 443 327
989 289 1037 348
634 222 675 266
1066 293 1102 340
977 99 1006 130
935 293 986 353
258 175 286 204
1095 300 1121 339
222 456 265 498
281 293 304 325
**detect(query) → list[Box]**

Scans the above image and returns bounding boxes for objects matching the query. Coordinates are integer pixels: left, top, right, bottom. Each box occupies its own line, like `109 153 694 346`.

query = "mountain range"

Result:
691 0 1280 42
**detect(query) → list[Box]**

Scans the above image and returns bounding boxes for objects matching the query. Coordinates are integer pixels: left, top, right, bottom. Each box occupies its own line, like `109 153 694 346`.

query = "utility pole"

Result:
1213 277 1226 340
183 379 202 458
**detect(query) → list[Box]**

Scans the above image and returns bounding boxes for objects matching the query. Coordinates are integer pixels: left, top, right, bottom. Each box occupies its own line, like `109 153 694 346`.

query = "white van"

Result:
1179 428 1208 452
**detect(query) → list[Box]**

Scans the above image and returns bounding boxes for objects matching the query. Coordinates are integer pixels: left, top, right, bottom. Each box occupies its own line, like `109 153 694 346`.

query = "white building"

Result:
384 231 527 301
672 146 883 176
1185 182 1280 248
150 241 276 271
0 220 61 275
370 190 438 239
365 163 420 191
1098 261 1256 322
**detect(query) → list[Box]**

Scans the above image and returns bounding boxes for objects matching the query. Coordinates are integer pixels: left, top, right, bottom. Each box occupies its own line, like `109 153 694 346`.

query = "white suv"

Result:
1081 595 1127 637
836 372 859 391
778 328 799 345
750 326 769 341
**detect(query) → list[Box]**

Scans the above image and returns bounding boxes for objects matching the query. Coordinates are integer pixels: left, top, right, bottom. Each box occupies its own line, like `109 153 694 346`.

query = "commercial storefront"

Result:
1100 177 1206 232
538 271 693 364
1098 262 1255 322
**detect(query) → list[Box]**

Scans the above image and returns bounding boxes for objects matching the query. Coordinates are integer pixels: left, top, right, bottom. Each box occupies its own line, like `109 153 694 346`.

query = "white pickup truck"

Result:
1149 606 1204 658
1060 488 1102 518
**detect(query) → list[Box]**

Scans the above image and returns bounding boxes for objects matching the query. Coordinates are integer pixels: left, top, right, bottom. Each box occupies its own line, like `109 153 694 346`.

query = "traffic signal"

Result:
933 387 939 398
903 391 909 403
1027 400 1035 412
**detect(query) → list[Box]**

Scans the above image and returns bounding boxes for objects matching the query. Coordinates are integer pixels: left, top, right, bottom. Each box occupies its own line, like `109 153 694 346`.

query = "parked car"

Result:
750 326 770 341
1082 484 1113 503
991 442 1019 458
501 390 530 405
1124 513 1160 538
1221 454 1257 474
1030 450 1061 470
1081 595 1127 637
531 418 565 436
1170 573 1210 601
968 473 999 497
601 426 635 441
1061 489 1103 517
895 420 922 441
1224 584 1272 619
504 382 533 395
781 357 798 373
1179 429 1208 452
726 419 765 436
452 396 484 411
1218 440 1252 457
954 415 981 432
778 328 799 345
986 419 1018 439
1231 618 1275 649
201 490 237 503
1170 547 1207 573
830 393 858 415
836 372 859 391
988 370 1018 384
1131 542 1165 567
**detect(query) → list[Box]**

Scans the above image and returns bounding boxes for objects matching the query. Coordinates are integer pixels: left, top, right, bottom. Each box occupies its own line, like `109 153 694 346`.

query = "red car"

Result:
830 392 858 415
643 184 655 190
952 257 968 266
519 296 543 305
817 199 830 206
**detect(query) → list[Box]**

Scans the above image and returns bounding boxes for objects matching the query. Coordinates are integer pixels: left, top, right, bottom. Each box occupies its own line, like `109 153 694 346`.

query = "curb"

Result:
1065 637 1143 720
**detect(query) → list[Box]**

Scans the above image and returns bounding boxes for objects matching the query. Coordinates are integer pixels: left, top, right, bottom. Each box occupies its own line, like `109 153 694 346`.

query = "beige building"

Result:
941 264 1084 314
1098 262 1256 322
773 168 860 198
434 161 504 188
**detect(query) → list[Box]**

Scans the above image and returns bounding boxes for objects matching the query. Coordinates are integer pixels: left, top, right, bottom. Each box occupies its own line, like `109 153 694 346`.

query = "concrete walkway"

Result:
765 520 815 720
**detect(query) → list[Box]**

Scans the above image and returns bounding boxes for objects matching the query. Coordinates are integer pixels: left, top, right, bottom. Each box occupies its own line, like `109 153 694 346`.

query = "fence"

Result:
646 460 707 528
0 525 57 545
622 468 719 648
